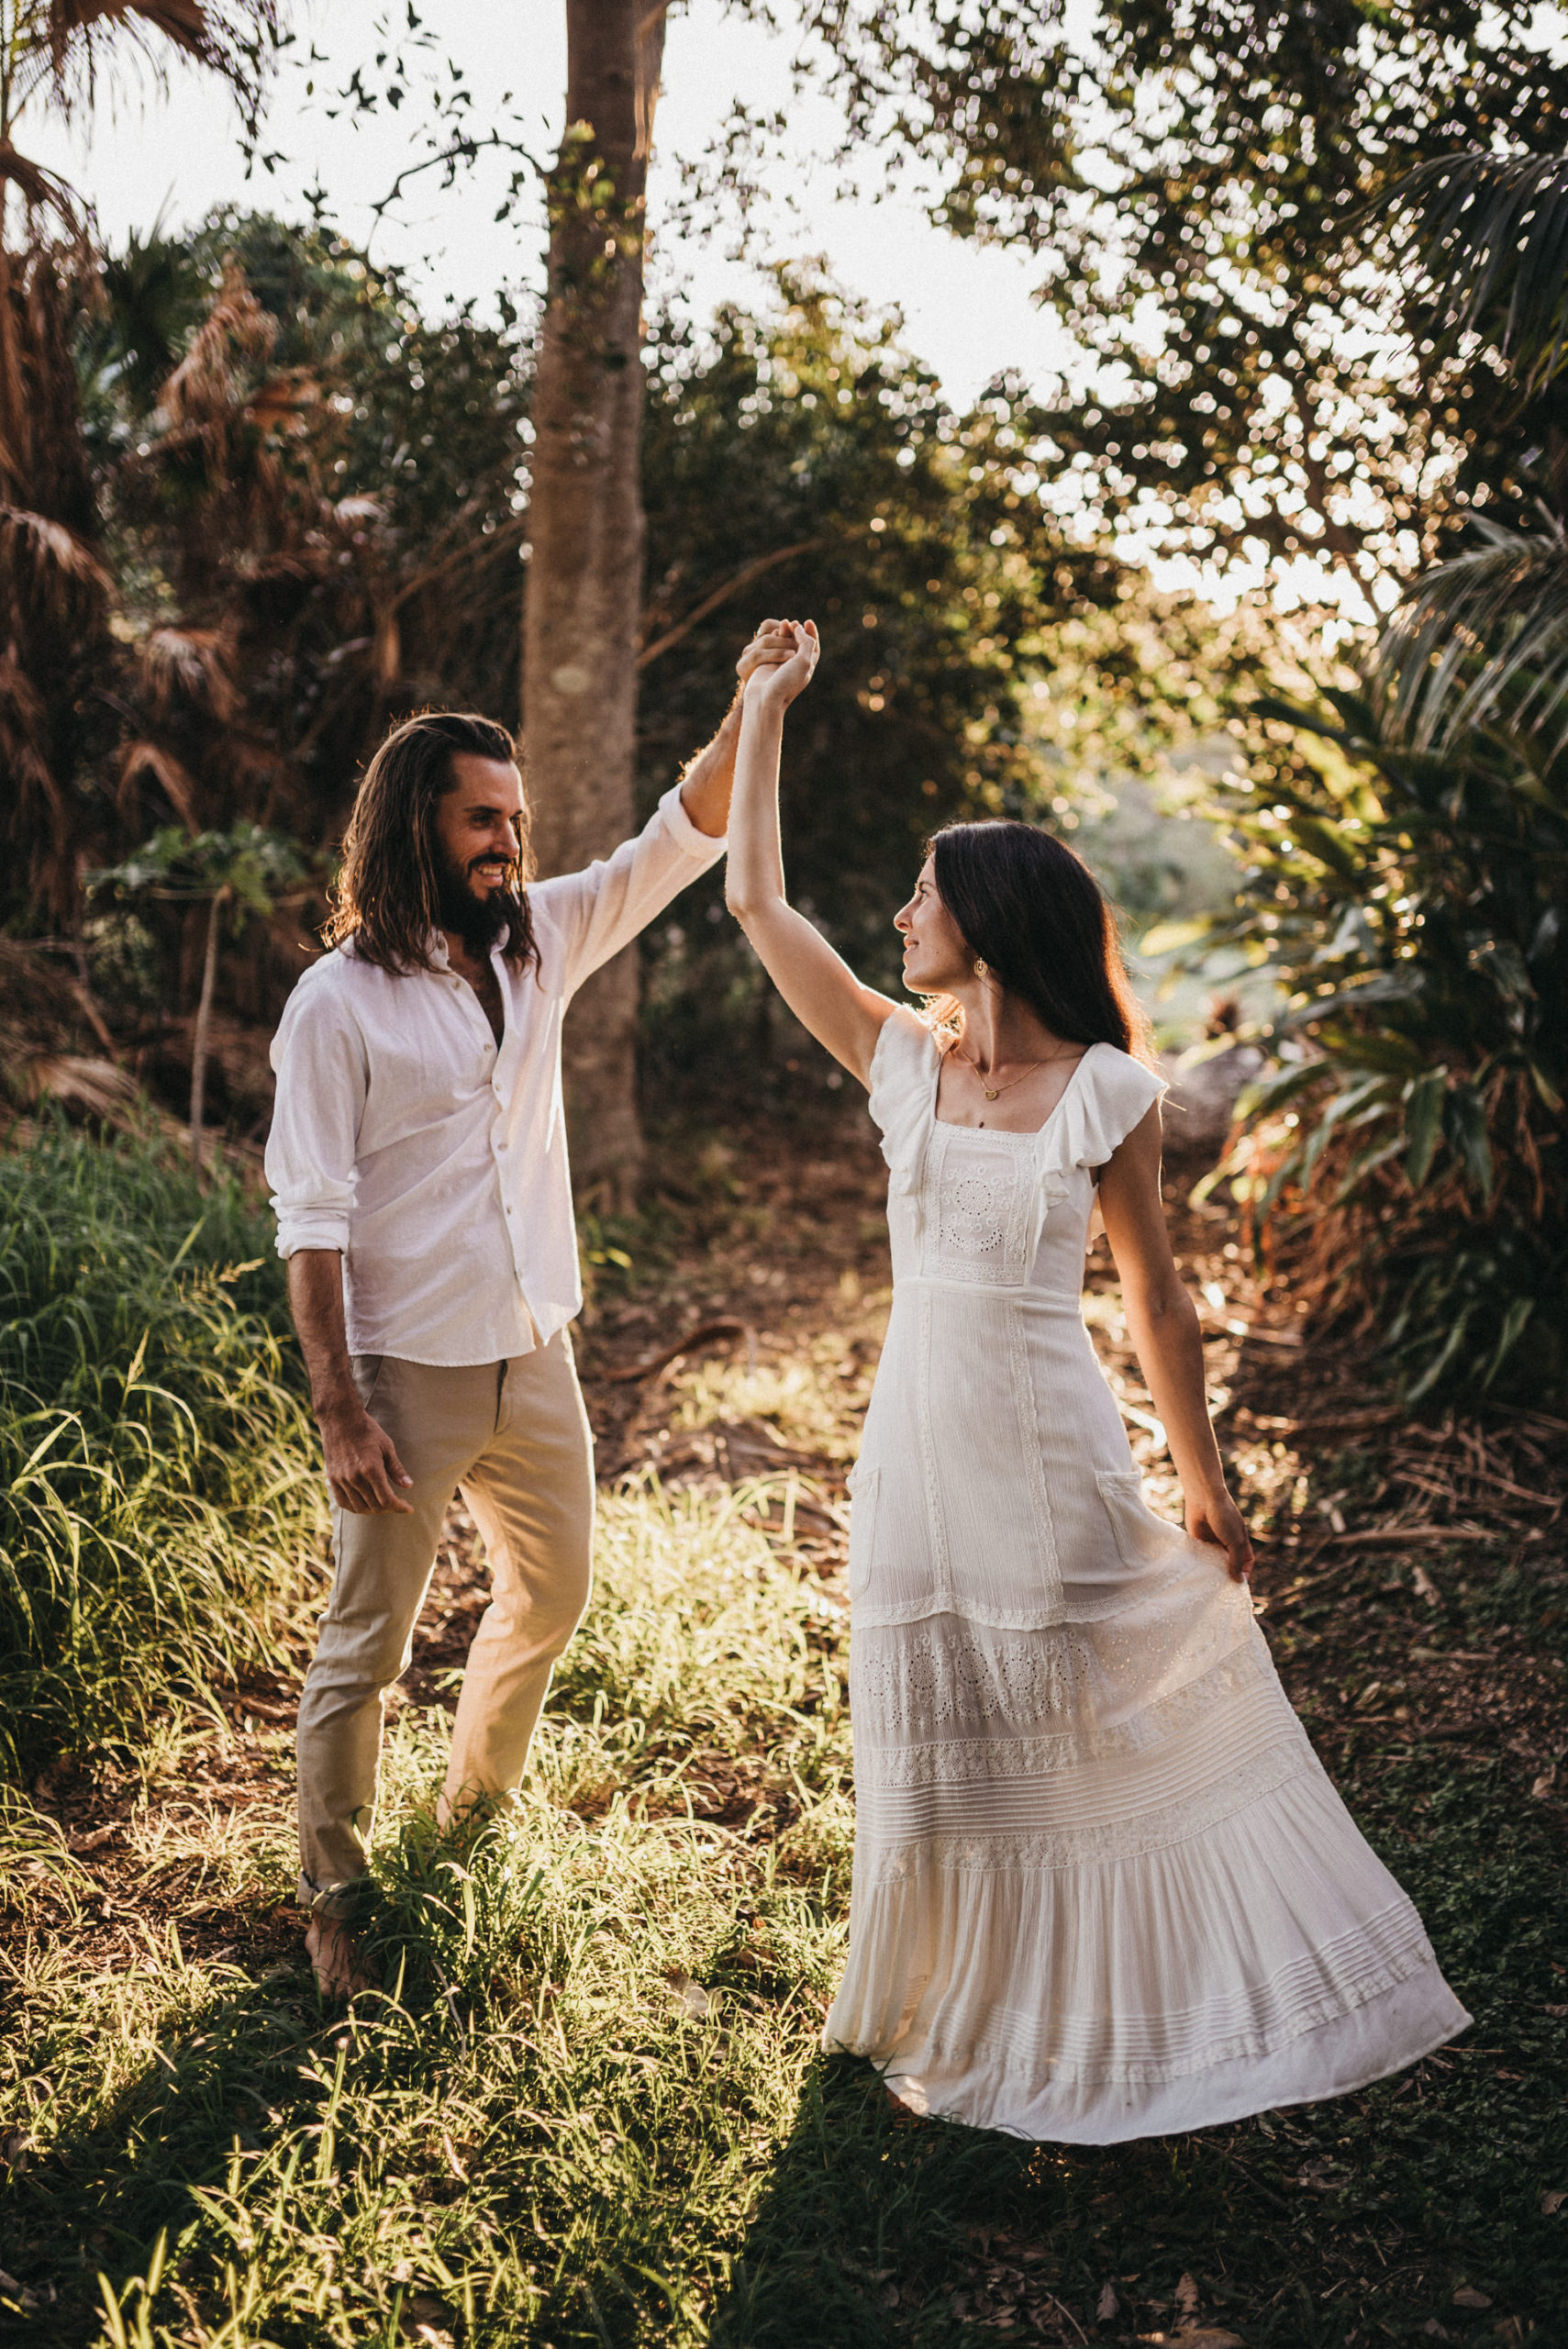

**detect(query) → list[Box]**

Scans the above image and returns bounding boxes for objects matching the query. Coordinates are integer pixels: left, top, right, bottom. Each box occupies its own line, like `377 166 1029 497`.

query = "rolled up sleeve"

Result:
265 976 366 1259
532 785 727 1002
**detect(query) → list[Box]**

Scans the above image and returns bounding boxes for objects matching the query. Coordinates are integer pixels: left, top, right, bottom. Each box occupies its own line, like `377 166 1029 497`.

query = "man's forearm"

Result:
286 1250 360 1424
678 696 743 838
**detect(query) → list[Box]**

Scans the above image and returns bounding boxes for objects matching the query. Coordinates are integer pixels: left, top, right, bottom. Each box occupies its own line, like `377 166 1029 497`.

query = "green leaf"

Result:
1137 917 1212 958
1321 1032 1426 1077
1406 1307 1474 1403
1528 1058 1565 1114
1443 1085 1496 1200
1289 815 1364 878
1404 1068 1446 1189
1233 1061 1327 1121
1481 1296 1535 1389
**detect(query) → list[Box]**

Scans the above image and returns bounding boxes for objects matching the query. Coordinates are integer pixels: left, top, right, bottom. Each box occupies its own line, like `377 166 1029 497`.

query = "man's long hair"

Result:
324 710 539 976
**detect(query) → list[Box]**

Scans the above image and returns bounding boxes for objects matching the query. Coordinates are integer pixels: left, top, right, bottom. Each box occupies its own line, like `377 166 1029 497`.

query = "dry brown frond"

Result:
117 739 200 829
0 504 112 592
39 3 282 123
139 626 239 721
0 646 66 857
47 0 210 67
0 143 82 228
244 371 317 436
159 263 274 429
9 1052 138 1117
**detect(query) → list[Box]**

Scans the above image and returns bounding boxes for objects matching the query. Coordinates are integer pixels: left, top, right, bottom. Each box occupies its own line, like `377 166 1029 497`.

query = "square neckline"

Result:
929 1039 1099 1141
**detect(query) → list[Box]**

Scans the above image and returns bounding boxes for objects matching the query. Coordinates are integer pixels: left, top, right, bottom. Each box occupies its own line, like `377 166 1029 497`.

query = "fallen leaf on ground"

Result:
1175 2275 1200 2317
1541 2187 1566 2215
1097 2280 1119 2321
1451 2285 1492 2309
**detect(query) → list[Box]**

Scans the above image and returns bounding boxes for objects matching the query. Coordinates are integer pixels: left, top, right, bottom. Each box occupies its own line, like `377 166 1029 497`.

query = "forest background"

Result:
2 4 1568 2345
4 0 1565 1400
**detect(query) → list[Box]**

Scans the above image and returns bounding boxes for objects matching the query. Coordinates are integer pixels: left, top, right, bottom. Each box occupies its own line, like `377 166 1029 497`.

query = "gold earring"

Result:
974 958 988 979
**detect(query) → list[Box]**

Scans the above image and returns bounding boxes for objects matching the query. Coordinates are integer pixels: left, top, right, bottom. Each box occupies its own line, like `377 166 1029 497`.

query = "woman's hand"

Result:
1186 1483 1255 1583
743 618 818 710
735 619 797 692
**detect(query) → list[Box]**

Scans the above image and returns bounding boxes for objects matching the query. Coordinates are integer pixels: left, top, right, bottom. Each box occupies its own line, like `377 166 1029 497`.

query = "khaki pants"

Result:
295 1330 595 1912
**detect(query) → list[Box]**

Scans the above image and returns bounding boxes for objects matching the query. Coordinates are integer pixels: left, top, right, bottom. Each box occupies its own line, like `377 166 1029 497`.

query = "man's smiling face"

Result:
432 752 527 951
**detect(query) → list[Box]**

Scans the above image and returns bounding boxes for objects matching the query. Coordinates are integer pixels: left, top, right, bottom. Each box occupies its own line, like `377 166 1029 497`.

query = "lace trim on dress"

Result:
859 1736 1313 1876
855 1642 1288 1789
849 1593 1258 1744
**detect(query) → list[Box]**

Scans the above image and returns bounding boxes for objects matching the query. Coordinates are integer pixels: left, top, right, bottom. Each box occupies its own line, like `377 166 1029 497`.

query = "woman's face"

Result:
895 856 973 993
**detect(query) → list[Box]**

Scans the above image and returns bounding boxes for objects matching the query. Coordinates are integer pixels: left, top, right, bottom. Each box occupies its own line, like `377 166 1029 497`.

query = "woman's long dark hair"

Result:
929 819 1153 1064
325 710 539 976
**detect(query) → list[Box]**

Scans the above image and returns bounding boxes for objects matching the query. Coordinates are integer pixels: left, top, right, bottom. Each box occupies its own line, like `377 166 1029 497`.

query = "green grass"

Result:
0 1119 325 1781
4 1479 1564 2346
2 1132 1565 2345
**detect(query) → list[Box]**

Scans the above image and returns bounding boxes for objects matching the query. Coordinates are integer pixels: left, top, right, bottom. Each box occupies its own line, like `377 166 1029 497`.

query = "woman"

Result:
727 619 1469 2143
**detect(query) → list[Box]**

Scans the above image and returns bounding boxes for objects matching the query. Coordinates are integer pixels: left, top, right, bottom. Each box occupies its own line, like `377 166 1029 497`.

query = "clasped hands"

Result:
735 616 820 710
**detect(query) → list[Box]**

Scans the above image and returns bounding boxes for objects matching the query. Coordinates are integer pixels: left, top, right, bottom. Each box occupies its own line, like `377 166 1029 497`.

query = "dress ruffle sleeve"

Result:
868 1006 942 1196
1038 1045 1167 1200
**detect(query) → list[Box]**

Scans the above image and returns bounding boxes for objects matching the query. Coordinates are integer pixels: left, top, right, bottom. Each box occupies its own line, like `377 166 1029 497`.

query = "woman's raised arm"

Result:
725 621 896 1089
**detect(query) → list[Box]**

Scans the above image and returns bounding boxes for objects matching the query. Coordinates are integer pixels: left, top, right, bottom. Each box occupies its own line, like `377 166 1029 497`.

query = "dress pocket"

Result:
1095 1467 1183 1571
847 1464 882 1599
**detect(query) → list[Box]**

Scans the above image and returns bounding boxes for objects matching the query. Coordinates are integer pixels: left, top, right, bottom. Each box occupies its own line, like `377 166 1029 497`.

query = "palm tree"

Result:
0 4 280 169
0 2 282 918
1362 150 1568 753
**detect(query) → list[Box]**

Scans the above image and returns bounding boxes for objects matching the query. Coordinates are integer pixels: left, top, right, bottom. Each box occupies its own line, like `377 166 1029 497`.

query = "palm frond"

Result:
1373 516 1568 752
0 141 82 228
117 740 201 829
139 626 239 721
0 503 112 593
1368 149 1568 399
39 3 281 123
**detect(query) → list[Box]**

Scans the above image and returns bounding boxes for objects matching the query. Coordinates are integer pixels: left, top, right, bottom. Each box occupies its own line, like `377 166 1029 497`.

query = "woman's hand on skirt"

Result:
1187 1486 1255 1582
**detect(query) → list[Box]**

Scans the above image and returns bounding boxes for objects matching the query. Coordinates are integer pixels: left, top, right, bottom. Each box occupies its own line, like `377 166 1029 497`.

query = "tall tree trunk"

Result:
523 0 667 1211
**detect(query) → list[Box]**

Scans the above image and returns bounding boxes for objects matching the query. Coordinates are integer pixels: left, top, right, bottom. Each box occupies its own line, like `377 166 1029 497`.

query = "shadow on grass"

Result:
714 1757 1568 2349
6 1756 1567 2349
1 1958 331 2345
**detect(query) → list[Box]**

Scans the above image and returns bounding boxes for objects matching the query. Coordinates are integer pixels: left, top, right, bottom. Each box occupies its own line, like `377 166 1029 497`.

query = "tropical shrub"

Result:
1202 691 1566 1403
0 1119 324 1778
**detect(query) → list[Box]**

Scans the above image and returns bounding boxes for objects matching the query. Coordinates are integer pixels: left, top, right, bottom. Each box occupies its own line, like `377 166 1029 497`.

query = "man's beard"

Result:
434 848 514 958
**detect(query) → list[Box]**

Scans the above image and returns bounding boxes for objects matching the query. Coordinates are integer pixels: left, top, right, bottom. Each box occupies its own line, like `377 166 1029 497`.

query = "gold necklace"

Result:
952 1042 1074 1102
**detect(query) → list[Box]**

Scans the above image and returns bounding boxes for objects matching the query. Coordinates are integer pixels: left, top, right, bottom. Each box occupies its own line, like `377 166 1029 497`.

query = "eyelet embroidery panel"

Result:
926 1124 1034 1286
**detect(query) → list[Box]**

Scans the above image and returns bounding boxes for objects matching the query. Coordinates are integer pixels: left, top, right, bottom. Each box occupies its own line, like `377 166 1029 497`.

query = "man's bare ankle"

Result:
305 1909 370 1993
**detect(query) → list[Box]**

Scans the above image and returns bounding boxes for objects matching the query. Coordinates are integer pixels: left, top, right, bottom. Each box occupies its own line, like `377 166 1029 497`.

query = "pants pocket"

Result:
350 1353 385 1412
847 1464 881 1599
1095 1467 1182 1571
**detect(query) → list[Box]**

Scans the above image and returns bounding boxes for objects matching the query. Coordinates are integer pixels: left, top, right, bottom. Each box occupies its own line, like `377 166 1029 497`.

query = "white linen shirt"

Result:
265 785 724 1365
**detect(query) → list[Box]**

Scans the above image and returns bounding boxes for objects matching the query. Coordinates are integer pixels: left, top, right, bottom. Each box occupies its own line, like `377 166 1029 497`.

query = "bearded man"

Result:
266 633 789 1992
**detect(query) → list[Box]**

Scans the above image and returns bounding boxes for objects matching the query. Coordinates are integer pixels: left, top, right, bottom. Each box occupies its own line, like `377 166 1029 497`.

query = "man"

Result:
266 634 789 1991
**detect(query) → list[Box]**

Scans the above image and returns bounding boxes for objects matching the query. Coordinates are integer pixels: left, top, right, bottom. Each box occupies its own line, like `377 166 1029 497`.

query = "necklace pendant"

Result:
984 1087 998 1100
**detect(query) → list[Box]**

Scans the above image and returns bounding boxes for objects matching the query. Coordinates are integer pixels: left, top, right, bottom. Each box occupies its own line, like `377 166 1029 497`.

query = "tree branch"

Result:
635 539 824 670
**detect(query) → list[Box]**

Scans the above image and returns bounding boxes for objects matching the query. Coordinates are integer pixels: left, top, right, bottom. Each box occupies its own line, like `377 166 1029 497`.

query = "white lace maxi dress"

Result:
822 1008 1469 2143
